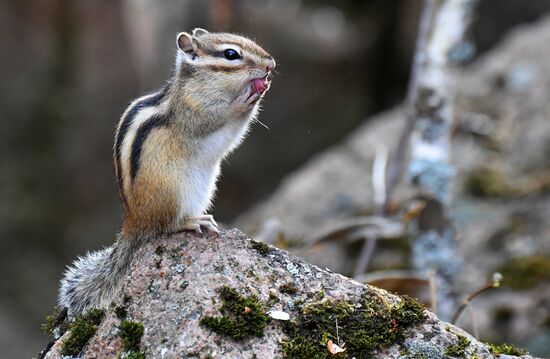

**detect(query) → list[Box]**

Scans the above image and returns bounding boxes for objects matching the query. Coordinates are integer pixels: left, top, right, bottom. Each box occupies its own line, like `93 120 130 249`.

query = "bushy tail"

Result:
58 235 145 315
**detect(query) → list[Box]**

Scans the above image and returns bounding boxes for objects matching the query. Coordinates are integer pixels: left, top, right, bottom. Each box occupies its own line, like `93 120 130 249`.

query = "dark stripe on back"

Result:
130 113 170 183
114 86 168 202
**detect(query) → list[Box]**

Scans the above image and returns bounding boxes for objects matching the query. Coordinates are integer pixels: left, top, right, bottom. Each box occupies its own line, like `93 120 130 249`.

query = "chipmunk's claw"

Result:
182 214 219 235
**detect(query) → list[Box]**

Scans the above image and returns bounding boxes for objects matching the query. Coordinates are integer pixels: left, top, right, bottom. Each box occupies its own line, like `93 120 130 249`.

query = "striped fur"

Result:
114 88 168 207
129 113 170 182
59 30 275 315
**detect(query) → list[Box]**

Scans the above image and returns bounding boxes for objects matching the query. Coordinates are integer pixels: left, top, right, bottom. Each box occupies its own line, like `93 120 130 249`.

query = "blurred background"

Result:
1 0 550 357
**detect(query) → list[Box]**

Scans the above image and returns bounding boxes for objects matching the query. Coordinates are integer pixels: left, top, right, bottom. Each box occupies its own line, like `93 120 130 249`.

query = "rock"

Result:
42 229 536 358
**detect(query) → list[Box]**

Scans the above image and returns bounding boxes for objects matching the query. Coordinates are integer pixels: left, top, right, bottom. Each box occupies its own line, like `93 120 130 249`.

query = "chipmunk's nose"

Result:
265 57 276 72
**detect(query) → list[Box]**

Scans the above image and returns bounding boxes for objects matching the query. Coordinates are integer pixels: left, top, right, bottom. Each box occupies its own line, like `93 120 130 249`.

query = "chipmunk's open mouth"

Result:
252 75 270 95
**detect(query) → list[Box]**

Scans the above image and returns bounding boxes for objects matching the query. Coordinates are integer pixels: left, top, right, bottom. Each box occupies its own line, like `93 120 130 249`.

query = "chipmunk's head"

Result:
175 28 275 115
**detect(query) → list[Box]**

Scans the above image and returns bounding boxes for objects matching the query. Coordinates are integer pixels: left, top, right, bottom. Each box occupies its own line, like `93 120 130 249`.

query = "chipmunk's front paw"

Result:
182 214 219 234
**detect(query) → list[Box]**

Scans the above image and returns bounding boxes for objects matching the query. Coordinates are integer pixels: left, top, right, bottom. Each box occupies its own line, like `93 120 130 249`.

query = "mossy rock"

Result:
487 342 529 356
201 286 269 340
444 333 471 357
118 320 144 352
281 293 426 358
60 308 105 356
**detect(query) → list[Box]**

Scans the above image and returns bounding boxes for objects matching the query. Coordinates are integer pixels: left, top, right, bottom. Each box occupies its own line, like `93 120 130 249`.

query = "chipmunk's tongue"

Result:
252 78 269 94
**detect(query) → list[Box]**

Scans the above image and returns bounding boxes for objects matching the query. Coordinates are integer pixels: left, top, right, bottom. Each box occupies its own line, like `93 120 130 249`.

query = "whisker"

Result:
254 118 270 130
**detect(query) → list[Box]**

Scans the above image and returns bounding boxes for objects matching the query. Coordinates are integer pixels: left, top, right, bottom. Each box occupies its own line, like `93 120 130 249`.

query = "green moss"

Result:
250 239 272 256
154 245 165 256
314 290 325 300
112 293 132 320
279 282 299 295
114 305 127 320
274 235 303 250
281 333 325 358
124 351 145 359
41 311 56 339
268 291 280 303
41 306 68 340
465 167 519 198
498 255 550 289
444 333 471 357
60 308 105 356
201 286 270 340
400 348 410 356
118 320 144 352
487 342 528 356
281 293 426 358
154 246 165 269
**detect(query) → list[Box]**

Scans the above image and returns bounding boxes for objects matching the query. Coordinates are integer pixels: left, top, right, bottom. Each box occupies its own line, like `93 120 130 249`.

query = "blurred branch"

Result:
405 0 479 320
372 141 389 210
384 0 436 209
307 216 404 246
428 270 437 313
355 0 437 279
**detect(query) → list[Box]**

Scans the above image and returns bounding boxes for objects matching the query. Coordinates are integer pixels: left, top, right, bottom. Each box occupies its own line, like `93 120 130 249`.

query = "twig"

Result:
353 233 378 277
354 140 389 276
307 216 404 246
384 0 436 209
451 272 502 324
372 140 389 210
335 318 340 345
468 305 479 339
428 270 437 313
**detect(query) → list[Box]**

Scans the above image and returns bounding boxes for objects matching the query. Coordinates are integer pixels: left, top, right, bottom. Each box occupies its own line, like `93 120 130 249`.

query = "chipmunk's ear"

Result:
177 32 195 53
192 28 209 37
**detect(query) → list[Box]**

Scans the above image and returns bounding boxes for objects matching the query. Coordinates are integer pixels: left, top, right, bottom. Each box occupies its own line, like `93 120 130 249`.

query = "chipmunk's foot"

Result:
182 214 219 234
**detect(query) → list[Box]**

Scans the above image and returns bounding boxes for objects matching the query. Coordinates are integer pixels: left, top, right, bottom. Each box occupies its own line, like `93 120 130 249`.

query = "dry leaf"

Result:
402 200 426 222
242 306 252 315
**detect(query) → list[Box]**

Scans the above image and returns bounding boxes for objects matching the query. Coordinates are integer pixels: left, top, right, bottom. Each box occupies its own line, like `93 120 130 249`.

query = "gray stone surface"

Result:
42 229 535 358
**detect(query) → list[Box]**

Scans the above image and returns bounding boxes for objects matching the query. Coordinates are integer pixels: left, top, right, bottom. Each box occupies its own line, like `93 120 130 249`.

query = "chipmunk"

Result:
58 28 275 315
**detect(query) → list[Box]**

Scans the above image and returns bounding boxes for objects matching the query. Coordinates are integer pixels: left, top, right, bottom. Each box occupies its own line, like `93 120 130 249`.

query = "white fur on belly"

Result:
176 117 253 221
177 161 221 220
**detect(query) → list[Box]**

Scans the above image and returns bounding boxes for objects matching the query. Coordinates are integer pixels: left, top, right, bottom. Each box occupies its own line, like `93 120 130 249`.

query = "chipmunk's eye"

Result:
223 49 241 60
